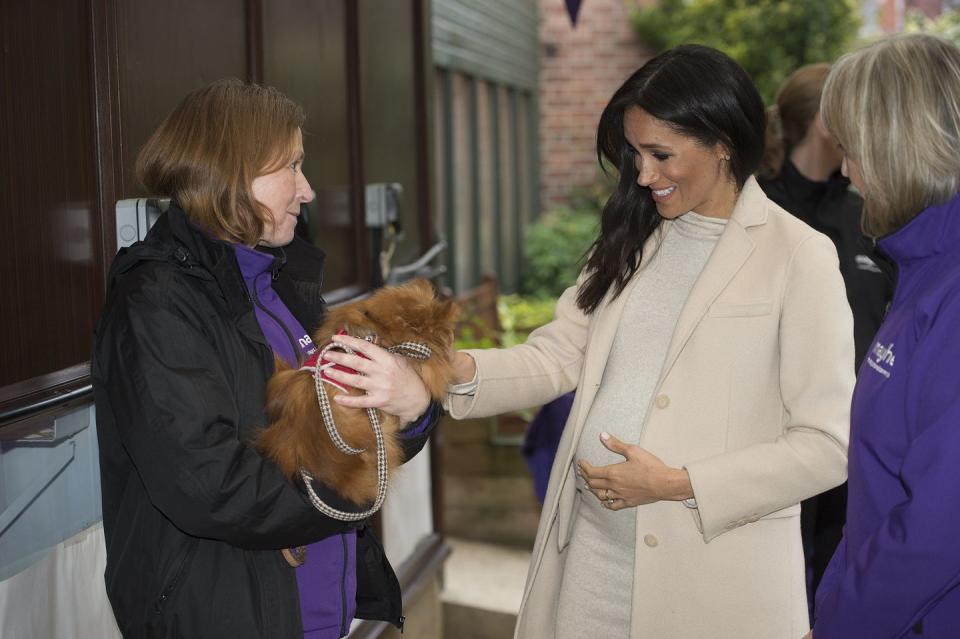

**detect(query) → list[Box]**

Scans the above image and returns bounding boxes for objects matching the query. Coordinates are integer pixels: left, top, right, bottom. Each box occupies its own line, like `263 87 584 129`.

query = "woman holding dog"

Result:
440 45 854 638
810 34 960 639
92 80 438 638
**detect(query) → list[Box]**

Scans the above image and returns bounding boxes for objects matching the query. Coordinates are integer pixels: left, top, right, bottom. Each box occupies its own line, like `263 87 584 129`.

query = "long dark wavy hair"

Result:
576 45 766 314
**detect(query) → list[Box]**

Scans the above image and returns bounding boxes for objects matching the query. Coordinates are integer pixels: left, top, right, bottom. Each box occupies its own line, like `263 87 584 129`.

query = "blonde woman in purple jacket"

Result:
810 33 960 639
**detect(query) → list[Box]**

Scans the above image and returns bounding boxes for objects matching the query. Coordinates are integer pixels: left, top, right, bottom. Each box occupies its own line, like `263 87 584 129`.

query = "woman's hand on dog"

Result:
325 334 431 424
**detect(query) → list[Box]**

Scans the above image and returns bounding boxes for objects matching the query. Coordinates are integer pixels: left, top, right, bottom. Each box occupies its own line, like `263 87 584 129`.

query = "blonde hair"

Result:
136 79 305 246
760 64 831 179
821 34 960 237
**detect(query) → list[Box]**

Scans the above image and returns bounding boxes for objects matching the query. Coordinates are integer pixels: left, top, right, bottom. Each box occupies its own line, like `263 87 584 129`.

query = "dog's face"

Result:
317 278 459 398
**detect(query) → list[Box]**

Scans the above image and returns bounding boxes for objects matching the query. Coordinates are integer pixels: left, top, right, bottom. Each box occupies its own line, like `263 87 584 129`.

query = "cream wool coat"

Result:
446 178 854 639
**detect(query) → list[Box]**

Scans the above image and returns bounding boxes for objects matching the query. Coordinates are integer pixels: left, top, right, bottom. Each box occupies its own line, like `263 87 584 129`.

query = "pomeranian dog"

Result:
255 278 458 506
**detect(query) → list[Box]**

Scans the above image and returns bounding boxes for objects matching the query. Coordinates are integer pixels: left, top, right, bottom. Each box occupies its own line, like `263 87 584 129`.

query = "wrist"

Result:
660 467 694 501
400 402 430 426
451 352 477 384
399 394 431 424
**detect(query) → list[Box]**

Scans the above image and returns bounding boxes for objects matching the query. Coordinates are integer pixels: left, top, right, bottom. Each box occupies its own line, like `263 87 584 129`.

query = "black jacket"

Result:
92 205 433 638
759 161 893 366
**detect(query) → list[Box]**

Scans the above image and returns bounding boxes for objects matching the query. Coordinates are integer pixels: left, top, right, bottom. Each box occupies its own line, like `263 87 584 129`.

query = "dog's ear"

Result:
440 299 460 323
407 277 435 299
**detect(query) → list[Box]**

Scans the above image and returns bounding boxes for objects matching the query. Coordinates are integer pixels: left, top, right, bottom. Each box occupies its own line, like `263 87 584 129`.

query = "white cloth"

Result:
0 522 121 639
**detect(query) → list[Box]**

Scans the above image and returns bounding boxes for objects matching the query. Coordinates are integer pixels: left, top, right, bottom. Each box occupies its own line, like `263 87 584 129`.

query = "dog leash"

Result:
299 335 432 522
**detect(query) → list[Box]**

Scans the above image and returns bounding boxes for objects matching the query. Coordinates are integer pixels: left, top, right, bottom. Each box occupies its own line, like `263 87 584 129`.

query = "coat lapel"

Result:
656 221 754 383
658 177 768 384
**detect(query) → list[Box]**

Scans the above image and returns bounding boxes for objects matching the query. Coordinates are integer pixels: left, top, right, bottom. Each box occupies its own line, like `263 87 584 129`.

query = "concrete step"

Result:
443 602 516 639
441 537 532 639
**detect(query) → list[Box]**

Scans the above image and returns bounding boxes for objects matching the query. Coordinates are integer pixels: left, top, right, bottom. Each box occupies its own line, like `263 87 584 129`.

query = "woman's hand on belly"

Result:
578 432 694 510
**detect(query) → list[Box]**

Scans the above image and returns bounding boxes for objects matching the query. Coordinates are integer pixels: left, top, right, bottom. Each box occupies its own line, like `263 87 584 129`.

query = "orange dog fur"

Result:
255 279 458 505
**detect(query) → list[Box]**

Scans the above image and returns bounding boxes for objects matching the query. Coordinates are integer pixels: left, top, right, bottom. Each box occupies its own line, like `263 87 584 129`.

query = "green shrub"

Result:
454 296 558 350
905 9 960 46
520 206 599 299
453 317 498 351
631 0 860 103
497 295 557 347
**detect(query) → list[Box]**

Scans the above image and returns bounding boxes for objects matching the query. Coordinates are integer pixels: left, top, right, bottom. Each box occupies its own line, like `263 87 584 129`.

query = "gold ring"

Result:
602 488 609 500
607 498 615 507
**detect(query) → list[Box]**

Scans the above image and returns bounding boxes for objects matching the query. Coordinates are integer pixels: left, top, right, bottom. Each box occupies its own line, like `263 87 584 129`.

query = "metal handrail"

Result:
386 241 447 284
0 384 93 427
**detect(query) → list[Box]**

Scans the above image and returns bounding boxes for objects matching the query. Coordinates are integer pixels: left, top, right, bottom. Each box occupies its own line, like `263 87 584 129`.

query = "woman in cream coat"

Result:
446 45 854 639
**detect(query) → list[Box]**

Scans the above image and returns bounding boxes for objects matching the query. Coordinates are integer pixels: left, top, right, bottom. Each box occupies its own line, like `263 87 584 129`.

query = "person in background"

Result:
810 33 960 639
757 63 893 613
92 79 438 639
522 391 574 503
428 44 854 638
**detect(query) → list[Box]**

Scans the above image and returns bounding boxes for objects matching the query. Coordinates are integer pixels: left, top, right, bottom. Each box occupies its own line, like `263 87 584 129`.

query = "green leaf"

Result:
629 0 860 103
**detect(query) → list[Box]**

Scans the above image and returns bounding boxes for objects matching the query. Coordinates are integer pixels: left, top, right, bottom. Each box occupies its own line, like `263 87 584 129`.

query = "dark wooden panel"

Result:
358 0 424 270
115 0 249 197
0 0 104 391
262 0 360 292
413 0 433 253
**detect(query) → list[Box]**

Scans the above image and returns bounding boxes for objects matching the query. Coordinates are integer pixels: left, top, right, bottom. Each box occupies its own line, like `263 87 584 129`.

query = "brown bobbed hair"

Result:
759 63 831 179
821 34 960 237
136 78 305 246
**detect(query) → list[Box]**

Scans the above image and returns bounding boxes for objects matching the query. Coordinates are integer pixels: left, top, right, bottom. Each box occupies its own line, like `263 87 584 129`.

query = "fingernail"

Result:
600 432 610 441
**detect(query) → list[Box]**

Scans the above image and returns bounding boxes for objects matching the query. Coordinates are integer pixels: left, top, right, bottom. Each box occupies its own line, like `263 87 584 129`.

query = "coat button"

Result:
655 394 670 409
643 534 658 547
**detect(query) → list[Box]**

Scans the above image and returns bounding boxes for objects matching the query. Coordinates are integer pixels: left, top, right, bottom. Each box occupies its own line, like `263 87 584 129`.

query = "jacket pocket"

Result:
707 300 772 318
153 539 199 614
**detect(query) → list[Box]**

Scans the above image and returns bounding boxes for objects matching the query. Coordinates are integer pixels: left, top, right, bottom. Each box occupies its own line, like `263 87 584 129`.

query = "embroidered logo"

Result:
866 341 895 378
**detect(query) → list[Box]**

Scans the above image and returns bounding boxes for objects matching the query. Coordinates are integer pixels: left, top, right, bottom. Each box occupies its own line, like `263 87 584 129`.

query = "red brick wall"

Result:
538 0 652 211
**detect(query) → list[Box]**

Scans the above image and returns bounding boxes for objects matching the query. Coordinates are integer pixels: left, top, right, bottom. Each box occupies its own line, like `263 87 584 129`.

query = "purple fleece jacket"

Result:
235 244 356 638
813 193 960 638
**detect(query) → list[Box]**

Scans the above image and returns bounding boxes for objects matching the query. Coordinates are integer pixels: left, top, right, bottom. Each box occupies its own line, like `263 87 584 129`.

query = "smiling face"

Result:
253 128 315 247
623 107 738 220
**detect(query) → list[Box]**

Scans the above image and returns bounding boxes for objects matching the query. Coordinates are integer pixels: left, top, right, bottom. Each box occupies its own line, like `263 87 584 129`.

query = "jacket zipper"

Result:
339 533 349 636
154 541 199 614
250 271 301 362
